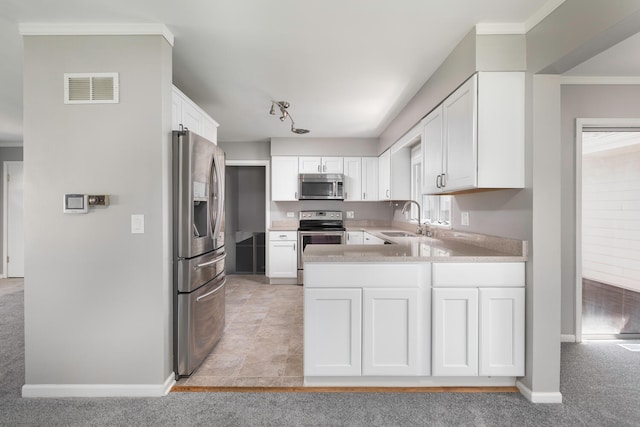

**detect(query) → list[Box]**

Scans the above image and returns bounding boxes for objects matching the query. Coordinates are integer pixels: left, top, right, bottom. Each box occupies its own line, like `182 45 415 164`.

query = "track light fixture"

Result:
269 100 310 134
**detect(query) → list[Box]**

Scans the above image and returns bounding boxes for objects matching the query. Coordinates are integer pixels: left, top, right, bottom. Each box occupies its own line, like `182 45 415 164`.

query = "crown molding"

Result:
476 0 566 35
18 23 174 46
561 76 640 85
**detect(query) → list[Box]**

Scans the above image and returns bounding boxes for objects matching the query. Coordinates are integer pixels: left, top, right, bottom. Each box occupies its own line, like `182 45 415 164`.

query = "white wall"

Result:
22 35 173 392
271 137 379 156
582 143 640 293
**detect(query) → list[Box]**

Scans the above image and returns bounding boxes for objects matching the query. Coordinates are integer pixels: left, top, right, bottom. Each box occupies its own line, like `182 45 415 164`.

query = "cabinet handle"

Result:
323 164 327 172
279 234 287 238
317 165 321 172
363 192 366 200
386 189 390 198
441 173 446 187
293 243 296 251
294 191 298 199
345 191 348 199
436 175 441 188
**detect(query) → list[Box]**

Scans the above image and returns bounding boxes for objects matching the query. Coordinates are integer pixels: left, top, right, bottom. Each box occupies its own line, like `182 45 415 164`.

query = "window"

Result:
410 145 422 220
409 143 452 227
421 194 451 227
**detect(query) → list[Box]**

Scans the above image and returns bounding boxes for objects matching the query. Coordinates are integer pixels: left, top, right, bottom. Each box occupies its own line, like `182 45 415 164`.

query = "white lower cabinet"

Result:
363 232 385 245
304 288 362 376
432 288 479 376
267 231 297 278
478 287 525 376
432 286 524 377
346 231 364 245
362 288 419 375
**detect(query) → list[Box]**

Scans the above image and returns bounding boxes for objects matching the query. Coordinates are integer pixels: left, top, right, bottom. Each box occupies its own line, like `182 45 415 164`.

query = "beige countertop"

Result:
303 228 528 263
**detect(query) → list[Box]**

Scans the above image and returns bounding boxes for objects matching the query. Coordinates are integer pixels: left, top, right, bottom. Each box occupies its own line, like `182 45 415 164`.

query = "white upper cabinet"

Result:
299 156 343 173
344 157 379 201
271 156 299 201
343 157 362 201
423 72 525 194
422 105 444 194
172 85 219 144
378 149 391 200
361 157 379 201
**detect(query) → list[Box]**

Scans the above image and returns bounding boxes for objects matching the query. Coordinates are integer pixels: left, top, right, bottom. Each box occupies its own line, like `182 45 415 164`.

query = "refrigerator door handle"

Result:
196 277 227 302
194 252 227 270
210 152 224 243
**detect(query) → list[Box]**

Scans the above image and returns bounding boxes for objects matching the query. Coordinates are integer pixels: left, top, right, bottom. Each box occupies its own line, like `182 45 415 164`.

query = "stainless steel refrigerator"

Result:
172 130 226 378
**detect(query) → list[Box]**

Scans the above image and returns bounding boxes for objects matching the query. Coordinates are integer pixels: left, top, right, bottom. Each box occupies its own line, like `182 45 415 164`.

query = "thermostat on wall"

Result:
63 194 88 214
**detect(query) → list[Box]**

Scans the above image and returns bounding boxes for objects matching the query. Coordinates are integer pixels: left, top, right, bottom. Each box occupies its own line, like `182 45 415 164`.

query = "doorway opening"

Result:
225 164 267 275
3 161 24 278
577 122 640 340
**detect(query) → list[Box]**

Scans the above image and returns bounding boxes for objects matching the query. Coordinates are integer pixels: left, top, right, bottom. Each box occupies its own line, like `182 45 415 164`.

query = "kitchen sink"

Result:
381 231 420 238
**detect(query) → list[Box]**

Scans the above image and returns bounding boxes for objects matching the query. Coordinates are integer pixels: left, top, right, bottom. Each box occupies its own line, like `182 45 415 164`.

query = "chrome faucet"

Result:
401 200 426 235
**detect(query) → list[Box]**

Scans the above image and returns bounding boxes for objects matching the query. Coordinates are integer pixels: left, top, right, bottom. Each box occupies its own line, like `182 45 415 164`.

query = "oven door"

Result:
298 231 345 269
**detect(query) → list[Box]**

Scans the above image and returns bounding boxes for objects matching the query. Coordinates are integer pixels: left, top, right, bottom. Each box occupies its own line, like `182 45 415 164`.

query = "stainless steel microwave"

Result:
298 173 344 200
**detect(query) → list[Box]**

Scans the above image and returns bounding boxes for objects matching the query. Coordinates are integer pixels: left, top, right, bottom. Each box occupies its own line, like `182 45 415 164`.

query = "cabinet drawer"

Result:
269 231 297 241
432 263 524 287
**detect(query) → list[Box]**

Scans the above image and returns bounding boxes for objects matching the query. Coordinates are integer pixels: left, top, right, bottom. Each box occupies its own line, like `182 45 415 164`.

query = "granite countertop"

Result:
304 228 528 263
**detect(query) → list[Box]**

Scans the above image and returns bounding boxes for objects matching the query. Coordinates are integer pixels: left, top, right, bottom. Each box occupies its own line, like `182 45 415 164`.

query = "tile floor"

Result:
177 274 304 387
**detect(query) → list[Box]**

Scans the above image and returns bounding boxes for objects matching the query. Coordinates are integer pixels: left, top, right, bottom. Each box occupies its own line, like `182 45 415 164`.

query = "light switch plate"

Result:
346 211 354 219
131 214 144 234
286 212 295 218
461 211 470 226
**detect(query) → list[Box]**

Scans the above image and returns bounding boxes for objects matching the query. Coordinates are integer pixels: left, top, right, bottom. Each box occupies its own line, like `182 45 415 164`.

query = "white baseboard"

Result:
561 334 576 342
0 274 6 279
516 380 563 403
22 373 176 398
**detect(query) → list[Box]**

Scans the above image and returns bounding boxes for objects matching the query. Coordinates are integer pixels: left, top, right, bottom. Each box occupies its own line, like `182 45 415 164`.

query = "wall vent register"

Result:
64 72 119 104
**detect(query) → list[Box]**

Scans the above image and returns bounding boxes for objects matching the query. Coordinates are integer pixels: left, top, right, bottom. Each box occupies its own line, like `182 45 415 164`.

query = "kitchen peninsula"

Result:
303 229 526 387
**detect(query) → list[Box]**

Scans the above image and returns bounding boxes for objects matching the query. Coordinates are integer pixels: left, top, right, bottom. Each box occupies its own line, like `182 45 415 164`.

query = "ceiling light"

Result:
269 100 310 135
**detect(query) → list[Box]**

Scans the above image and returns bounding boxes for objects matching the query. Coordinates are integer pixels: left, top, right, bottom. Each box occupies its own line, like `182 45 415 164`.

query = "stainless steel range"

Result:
298 210 345 283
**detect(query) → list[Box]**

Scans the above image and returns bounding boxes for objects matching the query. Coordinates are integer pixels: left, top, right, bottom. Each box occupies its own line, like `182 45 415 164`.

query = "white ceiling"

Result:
2 0 637 145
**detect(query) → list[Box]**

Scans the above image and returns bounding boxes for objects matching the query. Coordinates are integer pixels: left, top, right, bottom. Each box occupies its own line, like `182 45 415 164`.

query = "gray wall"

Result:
0 146 23 275
271 200 394 224
219 140 270 161
22 35 173 387
560 84 640 336
271 137 378 156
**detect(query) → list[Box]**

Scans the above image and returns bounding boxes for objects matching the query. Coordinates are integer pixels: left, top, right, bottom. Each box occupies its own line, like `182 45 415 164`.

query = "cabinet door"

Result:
304 288 362 376
171 90 182 130
268 240 297 278
363 288 419 375
271 156 299 201
201 117 218 144
422 105 444 194
479 288 524 376
443 74 477 192
432 288 478 376
299 156 322 173
361 157 379 201
378 150 391 200
363 232 385 245
322 157 344 173
343 158 362 201
346 231 364 245
181 98 204 136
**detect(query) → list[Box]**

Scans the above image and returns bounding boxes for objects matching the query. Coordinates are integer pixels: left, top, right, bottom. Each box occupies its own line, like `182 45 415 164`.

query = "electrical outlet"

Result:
461 211 470 226
346 211 354 219
286 212 295 218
